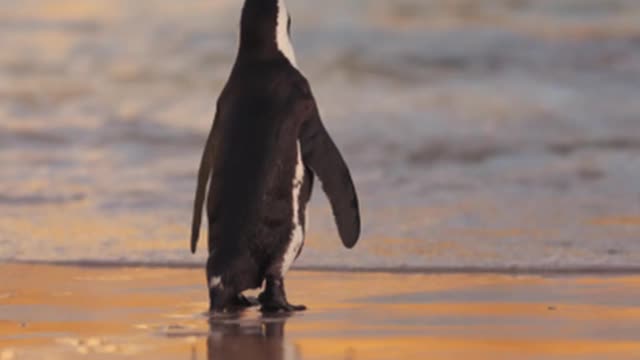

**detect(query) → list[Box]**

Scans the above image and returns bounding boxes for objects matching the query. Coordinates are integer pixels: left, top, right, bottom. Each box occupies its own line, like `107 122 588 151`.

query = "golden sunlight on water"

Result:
33 2 116 21
2 0 640 271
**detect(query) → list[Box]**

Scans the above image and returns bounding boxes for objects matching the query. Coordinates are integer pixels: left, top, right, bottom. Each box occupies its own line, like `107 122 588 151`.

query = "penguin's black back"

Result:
190 0 361 292
205 59 310 280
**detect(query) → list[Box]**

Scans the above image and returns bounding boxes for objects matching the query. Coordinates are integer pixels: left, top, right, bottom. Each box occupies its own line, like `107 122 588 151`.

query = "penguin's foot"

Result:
258 276 307 313
259 295 306 312
210 294 259 313
261 302 306 312
231 294 260 308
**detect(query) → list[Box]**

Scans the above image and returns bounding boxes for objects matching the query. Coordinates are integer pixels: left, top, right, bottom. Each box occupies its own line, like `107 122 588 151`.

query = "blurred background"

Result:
1 0 639 270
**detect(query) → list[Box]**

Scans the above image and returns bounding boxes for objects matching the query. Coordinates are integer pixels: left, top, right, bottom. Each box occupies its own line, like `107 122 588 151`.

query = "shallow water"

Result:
1 0 640 270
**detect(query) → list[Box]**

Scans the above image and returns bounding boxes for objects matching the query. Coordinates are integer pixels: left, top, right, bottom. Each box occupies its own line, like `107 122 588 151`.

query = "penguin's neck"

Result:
274 0 297 67
237 0 297 68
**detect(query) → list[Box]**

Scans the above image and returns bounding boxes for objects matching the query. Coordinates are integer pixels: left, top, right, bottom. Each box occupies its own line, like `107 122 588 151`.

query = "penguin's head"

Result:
239 0 297 66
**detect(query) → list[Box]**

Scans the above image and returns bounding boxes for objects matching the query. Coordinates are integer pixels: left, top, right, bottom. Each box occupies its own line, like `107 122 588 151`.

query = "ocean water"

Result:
1 0 640 270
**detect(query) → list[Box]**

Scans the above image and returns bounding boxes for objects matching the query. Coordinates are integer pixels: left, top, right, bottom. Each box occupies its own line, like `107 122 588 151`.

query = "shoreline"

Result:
6 259 640 276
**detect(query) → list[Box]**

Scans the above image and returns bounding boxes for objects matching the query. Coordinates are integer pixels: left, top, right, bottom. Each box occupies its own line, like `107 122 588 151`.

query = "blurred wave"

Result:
1 0 640 270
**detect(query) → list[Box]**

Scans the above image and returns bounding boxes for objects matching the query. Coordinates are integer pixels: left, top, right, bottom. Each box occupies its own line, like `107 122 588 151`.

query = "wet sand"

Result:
1 264 639 359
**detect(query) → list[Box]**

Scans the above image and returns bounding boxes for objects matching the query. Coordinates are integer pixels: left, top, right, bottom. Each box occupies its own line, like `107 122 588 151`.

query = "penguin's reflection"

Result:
206 313 300 360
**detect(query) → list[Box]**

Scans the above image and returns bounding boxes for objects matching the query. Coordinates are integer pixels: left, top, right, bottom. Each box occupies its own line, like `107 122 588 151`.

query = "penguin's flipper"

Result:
190 120 218 254
300 105 360 248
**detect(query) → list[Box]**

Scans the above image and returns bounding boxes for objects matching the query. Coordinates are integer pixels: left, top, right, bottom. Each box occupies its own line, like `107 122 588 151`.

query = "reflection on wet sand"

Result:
206 314 297 360
2 264 640 359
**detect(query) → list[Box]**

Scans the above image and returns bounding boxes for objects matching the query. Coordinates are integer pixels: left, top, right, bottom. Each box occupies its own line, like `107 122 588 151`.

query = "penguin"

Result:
190 0 360 313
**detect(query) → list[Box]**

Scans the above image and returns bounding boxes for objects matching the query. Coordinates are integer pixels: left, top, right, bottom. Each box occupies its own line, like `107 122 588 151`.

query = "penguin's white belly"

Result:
281 141 305 276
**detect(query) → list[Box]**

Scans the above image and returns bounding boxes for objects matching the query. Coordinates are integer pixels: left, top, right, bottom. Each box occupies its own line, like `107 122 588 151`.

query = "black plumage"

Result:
190 0 360 312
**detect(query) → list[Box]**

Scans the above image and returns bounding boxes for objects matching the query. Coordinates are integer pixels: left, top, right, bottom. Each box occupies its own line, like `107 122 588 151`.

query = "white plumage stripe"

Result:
209 276 222 289
276 0 297 67
281 141 305 275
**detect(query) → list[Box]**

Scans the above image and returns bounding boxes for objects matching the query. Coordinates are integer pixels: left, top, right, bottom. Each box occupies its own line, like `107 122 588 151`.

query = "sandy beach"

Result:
0 264 639 359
